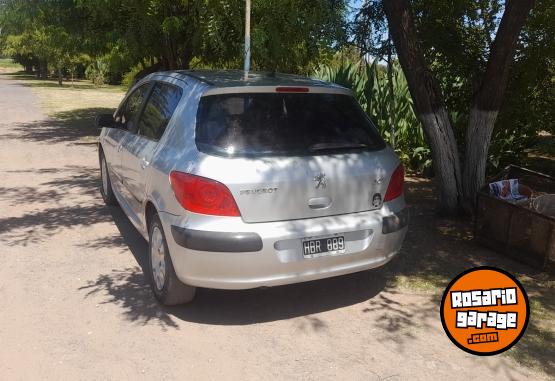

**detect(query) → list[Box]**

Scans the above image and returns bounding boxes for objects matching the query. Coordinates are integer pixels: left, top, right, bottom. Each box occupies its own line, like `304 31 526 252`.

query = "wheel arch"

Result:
145 201 158 233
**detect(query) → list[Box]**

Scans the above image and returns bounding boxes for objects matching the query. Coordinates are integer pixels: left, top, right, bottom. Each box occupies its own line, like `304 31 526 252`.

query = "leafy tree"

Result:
492 0 555 169
354 0 537 214
20 0 348 81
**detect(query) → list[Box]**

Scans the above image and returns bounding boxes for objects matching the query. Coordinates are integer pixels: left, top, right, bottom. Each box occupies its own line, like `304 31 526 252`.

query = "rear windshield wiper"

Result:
309 142 369 152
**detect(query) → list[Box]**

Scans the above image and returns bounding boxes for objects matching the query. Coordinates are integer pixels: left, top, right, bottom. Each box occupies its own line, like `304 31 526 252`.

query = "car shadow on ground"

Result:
80 206 390 327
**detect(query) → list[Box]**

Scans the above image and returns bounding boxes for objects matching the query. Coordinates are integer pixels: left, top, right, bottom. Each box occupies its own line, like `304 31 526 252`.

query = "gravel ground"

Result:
0 74 548 381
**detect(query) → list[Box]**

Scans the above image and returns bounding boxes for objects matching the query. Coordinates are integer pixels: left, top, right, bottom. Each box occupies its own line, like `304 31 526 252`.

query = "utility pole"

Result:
387 31 396 149
244 0 251 76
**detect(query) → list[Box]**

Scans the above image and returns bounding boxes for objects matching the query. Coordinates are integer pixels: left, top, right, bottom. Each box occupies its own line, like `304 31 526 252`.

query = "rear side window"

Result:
118 83 151 133
138 83 183 141
195 93 385 157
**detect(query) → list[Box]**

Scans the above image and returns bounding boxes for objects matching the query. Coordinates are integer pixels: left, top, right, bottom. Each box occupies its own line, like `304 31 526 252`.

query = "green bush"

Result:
85 57 109 86
314 58 432 173
122 64 143 89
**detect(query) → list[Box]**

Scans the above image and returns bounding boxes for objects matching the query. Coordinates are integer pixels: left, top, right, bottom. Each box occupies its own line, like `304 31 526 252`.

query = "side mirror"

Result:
95 114 115 128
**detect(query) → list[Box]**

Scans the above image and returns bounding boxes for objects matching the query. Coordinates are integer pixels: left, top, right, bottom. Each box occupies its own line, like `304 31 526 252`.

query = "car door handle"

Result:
141 158 150 169
117 144 123 152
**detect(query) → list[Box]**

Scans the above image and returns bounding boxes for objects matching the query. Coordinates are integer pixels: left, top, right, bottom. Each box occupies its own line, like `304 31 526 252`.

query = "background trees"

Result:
0 0 552 215
343 0 549 214
0 0 348 83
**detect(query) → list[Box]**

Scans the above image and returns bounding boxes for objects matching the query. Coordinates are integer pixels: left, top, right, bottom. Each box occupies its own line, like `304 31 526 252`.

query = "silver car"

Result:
97 70 408 305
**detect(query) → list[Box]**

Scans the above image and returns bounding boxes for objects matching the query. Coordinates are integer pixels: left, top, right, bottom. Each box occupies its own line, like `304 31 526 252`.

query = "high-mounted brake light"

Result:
384 164 405 202
169 172 241 217
275 87 309 93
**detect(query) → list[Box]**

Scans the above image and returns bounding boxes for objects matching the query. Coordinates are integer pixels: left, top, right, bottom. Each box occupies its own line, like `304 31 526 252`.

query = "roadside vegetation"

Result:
0 57 21 69
314 59 430 173
1 1 553 215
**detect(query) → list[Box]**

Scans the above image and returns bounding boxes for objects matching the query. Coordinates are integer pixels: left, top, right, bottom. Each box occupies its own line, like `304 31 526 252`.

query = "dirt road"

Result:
0 75 547 380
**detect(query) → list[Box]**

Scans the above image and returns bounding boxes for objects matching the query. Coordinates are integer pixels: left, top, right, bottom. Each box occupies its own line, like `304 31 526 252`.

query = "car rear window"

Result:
195 92 385 157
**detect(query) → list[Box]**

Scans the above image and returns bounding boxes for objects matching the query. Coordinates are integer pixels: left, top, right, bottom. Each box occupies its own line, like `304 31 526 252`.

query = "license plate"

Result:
302 236 345 257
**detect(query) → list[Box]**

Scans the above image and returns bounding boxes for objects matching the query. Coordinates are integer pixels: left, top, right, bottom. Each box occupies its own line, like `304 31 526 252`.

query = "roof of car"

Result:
160 69 344 90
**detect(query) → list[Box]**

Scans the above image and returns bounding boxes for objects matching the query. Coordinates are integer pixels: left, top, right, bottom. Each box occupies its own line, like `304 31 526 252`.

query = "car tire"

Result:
99 150 117 206
148 213 196 305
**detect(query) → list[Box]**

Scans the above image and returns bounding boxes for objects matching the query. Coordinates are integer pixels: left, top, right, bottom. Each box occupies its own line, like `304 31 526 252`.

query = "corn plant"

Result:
314 58 432 173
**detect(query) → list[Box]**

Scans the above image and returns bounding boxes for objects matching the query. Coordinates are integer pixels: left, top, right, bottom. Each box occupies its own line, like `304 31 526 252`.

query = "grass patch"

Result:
0 58 23 74
0 58 22 69
29 83 124 144
7 70 125 144
390 273 448 294
26 79 124 116
507 294 555 376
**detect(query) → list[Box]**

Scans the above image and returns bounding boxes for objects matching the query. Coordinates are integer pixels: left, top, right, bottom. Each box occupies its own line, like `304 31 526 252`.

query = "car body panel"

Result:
157 196 406 289
191 148 396 223
99 70 408 290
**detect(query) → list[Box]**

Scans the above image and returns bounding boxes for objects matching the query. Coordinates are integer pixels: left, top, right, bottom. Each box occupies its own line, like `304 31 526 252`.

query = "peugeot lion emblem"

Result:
314 173 327 189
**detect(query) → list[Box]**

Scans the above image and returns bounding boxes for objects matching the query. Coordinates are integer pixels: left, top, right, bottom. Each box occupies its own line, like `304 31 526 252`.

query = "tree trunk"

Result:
462 0 535 205
387 34 396 149
182 49 192 70
383 0 462 215
164 40 178 70
39 60 48 80
57 67 63 86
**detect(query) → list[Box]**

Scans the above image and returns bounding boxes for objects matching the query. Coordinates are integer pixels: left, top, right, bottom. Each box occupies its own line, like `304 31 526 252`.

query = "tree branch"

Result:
474 0 535 111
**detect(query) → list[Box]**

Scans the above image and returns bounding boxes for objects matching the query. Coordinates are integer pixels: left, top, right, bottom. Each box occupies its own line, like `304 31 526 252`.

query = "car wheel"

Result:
99 150 117 205
148 213 196 305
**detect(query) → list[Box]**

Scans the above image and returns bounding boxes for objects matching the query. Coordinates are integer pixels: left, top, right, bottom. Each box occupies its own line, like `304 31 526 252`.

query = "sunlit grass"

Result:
507 295 555 375
31 84 124 116
7 70 125 144
0 58 23 73
9 73 125 116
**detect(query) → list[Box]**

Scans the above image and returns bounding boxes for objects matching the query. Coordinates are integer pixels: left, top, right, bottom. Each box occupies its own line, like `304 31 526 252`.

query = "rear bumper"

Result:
171 227 263 252
160 199 408 290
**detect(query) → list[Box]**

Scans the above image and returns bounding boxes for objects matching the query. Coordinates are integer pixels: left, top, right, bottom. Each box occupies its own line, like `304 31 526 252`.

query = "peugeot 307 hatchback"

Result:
97 70 408 305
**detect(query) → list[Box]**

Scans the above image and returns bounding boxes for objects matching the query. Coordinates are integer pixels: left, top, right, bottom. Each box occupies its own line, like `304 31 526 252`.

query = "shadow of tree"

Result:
382 177 555 378
0 186 62 205
79 267 179 330
18 81 107 90
41 165 101 197
80 257 388 328
0 107 115 144
0 205 111 246
362 291 439 343
506 316 555 376
0 165 108 246
5 72 121 91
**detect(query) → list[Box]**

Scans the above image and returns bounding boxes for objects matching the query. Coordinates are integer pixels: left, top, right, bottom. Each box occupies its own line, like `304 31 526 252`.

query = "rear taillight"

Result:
384 164 404 202
169 171 241 217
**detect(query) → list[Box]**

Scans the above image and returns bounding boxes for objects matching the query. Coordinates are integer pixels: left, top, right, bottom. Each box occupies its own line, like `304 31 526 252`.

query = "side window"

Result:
116 83 151 133
137 83 183 141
